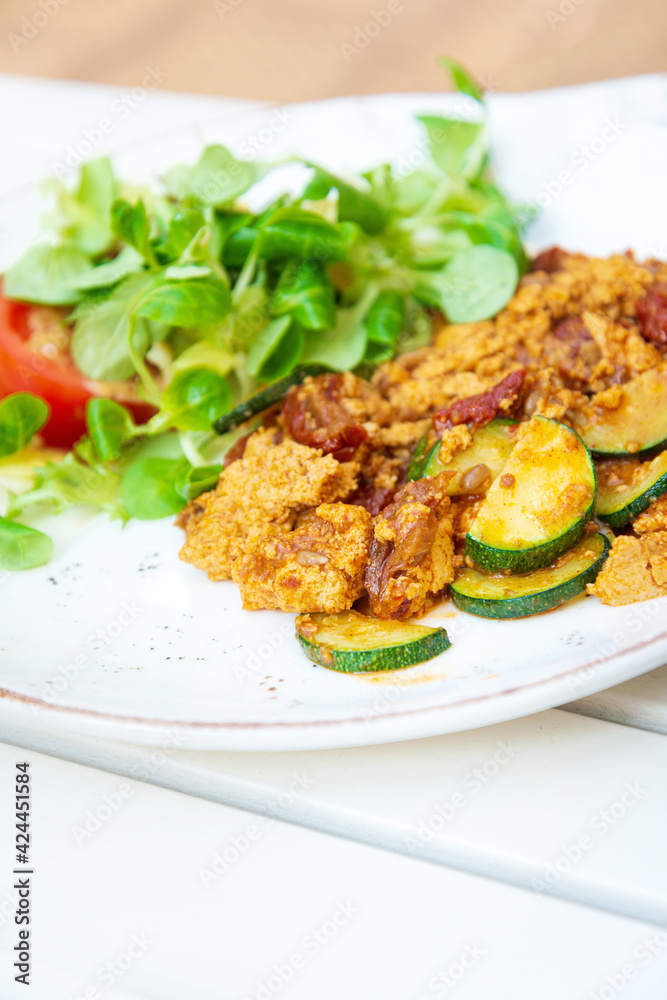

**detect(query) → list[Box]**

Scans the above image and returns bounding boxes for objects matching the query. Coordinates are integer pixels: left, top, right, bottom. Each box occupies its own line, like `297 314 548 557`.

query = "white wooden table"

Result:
1 76 667 999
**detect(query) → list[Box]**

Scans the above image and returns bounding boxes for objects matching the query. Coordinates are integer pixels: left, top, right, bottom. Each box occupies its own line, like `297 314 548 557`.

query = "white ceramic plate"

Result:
2 81 667 750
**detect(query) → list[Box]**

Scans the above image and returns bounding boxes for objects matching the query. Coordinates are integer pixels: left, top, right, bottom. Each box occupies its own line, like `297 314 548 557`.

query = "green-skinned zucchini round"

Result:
295 610 451 673
465 416 597 573
419 418 519 494
574 364 667 457
597 449 667 528
451 532 609 619
213 363 330 435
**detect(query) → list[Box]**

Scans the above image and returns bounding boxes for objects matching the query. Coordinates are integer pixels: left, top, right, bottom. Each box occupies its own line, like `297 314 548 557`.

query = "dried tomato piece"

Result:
364 474 454 620
552 316 592 345
282 373 368 462
223 433 252 468
432 369 526 433
531 247 570 273
348 482 396 517
636 283 667 347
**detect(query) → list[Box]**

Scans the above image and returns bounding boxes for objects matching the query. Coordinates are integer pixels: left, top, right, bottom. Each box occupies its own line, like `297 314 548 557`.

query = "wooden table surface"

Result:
1 0 665 102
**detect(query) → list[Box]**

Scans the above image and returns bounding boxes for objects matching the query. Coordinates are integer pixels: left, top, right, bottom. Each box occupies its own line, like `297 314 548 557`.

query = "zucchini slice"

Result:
465 416 596 573
421 419 519 495
295 610 451 673
574 365 667 457
451 532 609 619
597 450 667 528
214 364 329 435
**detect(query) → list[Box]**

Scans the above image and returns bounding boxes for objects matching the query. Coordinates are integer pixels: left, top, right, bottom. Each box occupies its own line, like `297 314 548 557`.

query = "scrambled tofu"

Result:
588 532 667 605
232 503 372 612
178 430 357 581
633 495 667 534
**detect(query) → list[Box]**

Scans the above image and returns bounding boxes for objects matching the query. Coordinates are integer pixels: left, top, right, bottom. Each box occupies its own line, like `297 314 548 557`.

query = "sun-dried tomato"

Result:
223 433 252 468
364 474 451 620
553 316 592 345
282 374 368 462
531 247 570 273
636 283 667 347
348 482 396 517
432 369 526 433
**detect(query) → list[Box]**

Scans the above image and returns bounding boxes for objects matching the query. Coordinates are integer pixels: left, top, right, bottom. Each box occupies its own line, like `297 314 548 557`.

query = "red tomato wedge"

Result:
0 292 155 447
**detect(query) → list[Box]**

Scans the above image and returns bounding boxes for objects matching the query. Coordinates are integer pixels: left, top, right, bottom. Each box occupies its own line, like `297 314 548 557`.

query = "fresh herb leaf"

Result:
417 116 486 180
111 198 153 261
259 208 352 262
271 259 335 330
160 367 233 431
9 452 121 517
4 244 92 305
416 245 518 323
86 398 137 461
165 145 266 206
365 291 405 346
439 56 484 103
164 209 207 260
70 273 154 380
300 303 370 370
0 517 53 570
44 157 116 256
174 463 221 501
304 169 388 234
247 316 304 381
136 275 231 327
0 393 49 458
71 245 144 290
120 456 187 519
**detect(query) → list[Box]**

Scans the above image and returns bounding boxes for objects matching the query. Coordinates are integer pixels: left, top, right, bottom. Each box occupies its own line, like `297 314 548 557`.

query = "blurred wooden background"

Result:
0 0 665 100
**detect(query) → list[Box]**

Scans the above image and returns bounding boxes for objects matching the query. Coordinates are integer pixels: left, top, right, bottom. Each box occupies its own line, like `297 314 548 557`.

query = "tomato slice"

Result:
0 293 155 447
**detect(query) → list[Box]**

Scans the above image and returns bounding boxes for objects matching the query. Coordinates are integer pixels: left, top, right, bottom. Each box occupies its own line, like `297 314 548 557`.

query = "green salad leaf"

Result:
271 259 335 330
86 398 137 461
159 367 233 431
120 456 188 519
0 393 49 458
70 273 155 381
3 244 92 305
0 517 53 570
